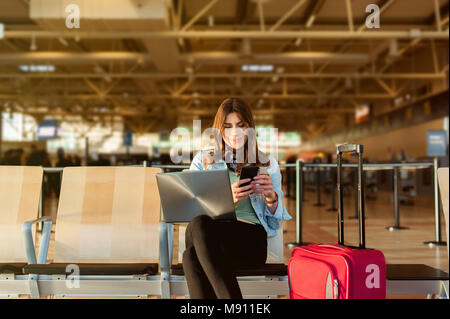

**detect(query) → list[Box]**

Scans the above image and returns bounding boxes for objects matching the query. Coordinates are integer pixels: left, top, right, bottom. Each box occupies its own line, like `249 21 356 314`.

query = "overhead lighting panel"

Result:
242 64 274 72
19 65 55 72
30 35 37 51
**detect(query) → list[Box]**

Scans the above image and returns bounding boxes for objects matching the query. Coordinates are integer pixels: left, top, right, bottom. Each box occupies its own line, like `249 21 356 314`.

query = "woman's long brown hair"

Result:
202 97 269 172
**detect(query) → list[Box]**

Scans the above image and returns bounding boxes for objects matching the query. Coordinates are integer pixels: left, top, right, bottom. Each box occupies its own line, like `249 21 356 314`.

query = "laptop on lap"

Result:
156 169 236 223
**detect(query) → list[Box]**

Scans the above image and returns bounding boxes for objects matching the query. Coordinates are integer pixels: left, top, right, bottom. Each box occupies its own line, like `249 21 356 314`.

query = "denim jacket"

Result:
190 151 292 237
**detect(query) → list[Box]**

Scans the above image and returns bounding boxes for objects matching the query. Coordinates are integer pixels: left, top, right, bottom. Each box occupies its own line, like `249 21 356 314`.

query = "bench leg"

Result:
28 274 40 299
439 280 449 299
161 272 171 299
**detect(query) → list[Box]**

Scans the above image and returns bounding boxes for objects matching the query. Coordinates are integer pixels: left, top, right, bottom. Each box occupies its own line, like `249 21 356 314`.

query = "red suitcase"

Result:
288 144 386 299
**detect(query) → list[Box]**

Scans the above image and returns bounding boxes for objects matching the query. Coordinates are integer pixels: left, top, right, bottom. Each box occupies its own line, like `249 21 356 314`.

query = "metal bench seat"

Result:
171 263 287 277
23 263 159 276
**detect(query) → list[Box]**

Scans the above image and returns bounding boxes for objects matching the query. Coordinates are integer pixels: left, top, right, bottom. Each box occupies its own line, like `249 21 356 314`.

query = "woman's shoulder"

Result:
191 148 220 170
190 151 205 170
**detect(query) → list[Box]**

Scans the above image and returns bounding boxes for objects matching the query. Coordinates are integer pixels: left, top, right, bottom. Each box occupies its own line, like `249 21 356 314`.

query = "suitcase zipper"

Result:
326 272 339 299
334 279 339 299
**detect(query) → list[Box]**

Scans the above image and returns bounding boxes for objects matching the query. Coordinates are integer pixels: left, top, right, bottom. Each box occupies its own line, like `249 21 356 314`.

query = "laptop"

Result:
156 169 237 223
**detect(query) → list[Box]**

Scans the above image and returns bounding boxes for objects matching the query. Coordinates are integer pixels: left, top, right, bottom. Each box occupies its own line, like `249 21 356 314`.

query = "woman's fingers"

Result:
252 186 272 192
251 181 272 188
235 189 253 200
233 183 253 194
252 175 272 185
237 178 251 186
253 188 273 194
253 175 270 182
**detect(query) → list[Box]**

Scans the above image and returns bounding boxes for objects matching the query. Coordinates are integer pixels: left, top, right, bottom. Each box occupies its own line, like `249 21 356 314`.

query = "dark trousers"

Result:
182 215 267 299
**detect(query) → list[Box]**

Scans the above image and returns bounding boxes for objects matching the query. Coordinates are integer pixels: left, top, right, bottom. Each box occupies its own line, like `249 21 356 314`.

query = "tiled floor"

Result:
282 190 448 272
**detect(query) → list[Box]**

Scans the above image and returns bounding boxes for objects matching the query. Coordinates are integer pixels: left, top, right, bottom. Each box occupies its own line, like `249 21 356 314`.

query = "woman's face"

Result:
223 112 248 150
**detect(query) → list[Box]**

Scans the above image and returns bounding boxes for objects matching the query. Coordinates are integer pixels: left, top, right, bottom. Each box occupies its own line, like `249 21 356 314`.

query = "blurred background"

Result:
0 0 447 168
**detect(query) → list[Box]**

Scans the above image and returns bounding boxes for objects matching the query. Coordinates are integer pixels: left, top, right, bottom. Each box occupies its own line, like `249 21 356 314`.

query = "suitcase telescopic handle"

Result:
336 144 366 249
336 144 364 154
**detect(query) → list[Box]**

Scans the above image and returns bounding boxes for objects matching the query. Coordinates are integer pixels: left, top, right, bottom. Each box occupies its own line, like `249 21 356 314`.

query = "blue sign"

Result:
123 131 133 147
37 119 60 140
427 130 447 157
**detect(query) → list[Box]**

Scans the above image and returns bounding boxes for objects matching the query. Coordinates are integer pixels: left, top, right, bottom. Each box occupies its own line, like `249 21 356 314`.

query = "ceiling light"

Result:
30 35 37 51
388 39 398 57
19 65 55 72
208 15 214 27
242 64 274 72
58 37 69 47
306 15 316 28
241 39 252 56
294 38 302 46
93 65 104 73
185 66 194 74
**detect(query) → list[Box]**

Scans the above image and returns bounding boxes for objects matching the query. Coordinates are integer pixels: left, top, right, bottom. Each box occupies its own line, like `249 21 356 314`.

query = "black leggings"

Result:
182 215 267 299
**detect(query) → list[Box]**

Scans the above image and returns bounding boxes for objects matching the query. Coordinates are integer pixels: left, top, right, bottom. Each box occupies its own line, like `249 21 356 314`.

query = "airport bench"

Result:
21 166 164 299
0 166 49 298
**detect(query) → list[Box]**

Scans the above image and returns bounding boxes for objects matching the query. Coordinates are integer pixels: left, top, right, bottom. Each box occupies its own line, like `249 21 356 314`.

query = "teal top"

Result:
190 151 292 237
228 169 261 225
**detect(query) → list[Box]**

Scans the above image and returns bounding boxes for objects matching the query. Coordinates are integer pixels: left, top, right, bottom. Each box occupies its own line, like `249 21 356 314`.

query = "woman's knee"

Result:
187 215 213 235
185 215 216 248
182 246 197 268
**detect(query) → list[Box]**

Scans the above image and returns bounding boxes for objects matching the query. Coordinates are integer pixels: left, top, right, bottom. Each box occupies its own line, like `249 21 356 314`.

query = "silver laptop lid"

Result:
156 169 236 222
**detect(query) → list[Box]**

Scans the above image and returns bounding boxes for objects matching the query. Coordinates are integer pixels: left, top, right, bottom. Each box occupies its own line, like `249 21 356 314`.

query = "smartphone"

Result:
239 166 259 187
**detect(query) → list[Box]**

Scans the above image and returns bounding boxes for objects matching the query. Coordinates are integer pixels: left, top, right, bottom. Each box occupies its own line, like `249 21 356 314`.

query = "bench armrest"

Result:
159 222 174 274
22 216 52 264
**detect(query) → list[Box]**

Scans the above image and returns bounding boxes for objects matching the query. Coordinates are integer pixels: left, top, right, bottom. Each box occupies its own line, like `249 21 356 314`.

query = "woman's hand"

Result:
251 175 276 201
231 179 253 203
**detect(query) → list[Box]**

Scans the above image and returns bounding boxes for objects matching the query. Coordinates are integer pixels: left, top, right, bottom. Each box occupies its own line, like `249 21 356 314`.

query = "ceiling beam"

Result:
0 73 444 80
3 30 448 40
180 0 219 31
0 51 373 64
0 93 394 100
269 0 308 32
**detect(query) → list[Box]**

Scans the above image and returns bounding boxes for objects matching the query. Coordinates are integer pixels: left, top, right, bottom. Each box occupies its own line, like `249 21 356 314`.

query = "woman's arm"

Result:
190 151 204 171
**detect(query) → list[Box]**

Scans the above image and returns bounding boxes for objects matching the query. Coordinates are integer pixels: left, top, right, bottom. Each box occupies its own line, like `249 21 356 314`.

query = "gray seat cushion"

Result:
0 263 27 275
386 264 449 280
171 263 287 276
23 263 159 275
